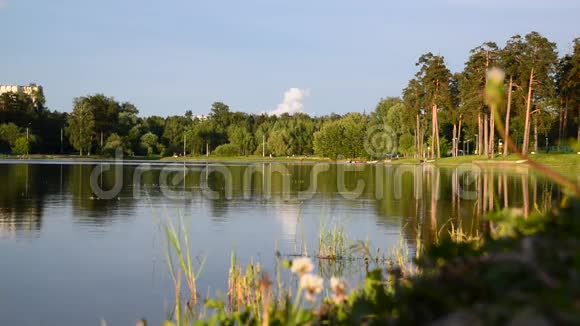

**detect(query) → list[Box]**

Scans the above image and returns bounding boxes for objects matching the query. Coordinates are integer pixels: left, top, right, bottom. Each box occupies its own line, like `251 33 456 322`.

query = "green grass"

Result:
2 152 578 166
435 153 580 166
161 154 329 163
0 153 163 160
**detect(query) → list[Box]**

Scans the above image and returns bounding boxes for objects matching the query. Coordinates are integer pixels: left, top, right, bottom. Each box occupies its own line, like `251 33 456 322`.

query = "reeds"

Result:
227 253 265 316
163 216 205 325
317 220 349 260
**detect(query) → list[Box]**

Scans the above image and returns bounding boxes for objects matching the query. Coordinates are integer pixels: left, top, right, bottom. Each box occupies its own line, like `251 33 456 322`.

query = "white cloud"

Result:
270 88 309 116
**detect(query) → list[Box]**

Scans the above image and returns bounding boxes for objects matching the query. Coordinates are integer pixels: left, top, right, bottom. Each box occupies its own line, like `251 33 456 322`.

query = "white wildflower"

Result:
291 257 314 276
330 277 348 304
299 273 324 302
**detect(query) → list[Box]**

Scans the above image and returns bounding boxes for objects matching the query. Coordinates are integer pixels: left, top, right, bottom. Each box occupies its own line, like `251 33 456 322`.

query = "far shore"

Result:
1 153 579 167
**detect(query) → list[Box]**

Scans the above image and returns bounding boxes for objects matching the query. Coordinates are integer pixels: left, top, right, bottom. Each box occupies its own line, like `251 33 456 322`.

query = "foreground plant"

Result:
158 198 579 325
163 216 205 325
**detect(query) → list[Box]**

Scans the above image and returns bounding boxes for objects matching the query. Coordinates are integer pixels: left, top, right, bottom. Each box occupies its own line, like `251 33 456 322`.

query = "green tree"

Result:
341 113 369 158
67 101 95 155
208 102 232 146
267 131 290 157
0 123 22 148
0 92 36 127
458 42 499 157
555 38 580 145
118 102 140 136
227 125 254 155
163 116 189 150
501 37 527 155
313 113 369 159
518 32 558 155
144 116 166 138
73 94 121 151
398 133 415 157
403 79 426 158
313 119 343 159
140 132 159 156
370 98 409 155
415 53 452 158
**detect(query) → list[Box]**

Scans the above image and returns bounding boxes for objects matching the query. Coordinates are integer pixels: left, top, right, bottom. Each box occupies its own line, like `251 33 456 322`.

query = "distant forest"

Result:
1 32 578 158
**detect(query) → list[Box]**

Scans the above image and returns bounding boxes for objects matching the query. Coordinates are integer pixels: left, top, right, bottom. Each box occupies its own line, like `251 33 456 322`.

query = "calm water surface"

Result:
0 161 576 325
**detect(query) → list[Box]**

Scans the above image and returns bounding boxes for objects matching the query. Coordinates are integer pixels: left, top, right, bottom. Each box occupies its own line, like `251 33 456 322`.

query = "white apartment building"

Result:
0 84 43 97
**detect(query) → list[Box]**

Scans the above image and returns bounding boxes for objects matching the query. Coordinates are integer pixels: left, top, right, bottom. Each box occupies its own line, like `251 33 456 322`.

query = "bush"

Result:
103 133 124 157
11 137 29 155
569 138 580 153
398 133 415 156
213 143 241 157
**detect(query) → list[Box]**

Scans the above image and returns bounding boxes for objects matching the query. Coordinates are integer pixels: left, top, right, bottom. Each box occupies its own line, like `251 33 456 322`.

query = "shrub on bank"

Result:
214 143 241 157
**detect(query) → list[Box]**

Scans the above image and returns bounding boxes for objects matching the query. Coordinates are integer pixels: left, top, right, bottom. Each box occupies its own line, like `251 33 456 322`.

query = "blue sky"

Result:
1 0 578 116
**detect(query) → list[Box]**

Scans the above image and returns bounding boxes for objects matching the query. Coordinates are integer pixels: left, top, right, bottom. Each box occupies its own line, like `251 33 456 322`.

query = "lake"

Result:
0 160 575 325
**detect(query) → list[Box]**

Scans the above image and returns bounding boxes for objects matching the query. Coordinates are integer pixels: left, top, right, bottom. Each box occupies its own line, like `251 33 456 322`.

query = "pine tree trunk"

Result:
534 117 538 153
522 68 534 155
558 97 564 148
484 113 489 157
431 106 435 159
563 97 568 140
522 175 529 218
416 113 420 158
432 104 439 159
489 113 495 157
457 118 462 156
435 106 441 159
414 118 417 158
577 105 579 144
452 124 457 157
504 77 513 156
478 113 483 155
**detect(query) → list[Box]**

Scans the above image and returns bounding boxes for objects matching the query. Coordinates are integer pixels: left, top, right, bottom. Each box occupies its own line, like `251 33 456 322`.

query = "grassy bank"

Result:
2 153 579 167
382 153 580 166
160 155 329 163
435 153 580 166
0 153 163 161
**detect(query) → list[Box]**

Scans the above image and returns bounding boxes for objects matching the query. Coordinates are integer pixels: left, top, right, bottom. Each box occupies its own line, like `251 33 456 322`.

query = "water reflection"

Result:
0 164 45 238
0 162 574 240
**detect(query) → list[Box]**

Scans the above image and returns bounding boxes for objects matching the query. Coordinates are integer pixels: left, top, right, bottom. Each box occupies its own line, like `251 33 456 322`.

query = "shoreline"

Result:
1 153 578 167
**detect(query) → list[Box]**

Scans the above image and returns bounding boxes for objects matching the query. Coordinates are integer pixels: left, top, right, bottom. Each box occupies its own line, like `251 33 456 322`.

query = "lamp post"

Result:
183 132 186 157
26 122 31 155
60 127 64 154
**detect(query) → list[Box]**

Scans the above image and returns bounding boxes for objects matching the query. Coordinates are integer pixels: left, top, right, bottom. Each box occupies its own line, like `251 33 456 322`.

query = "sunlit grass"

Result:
436 153 580 165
